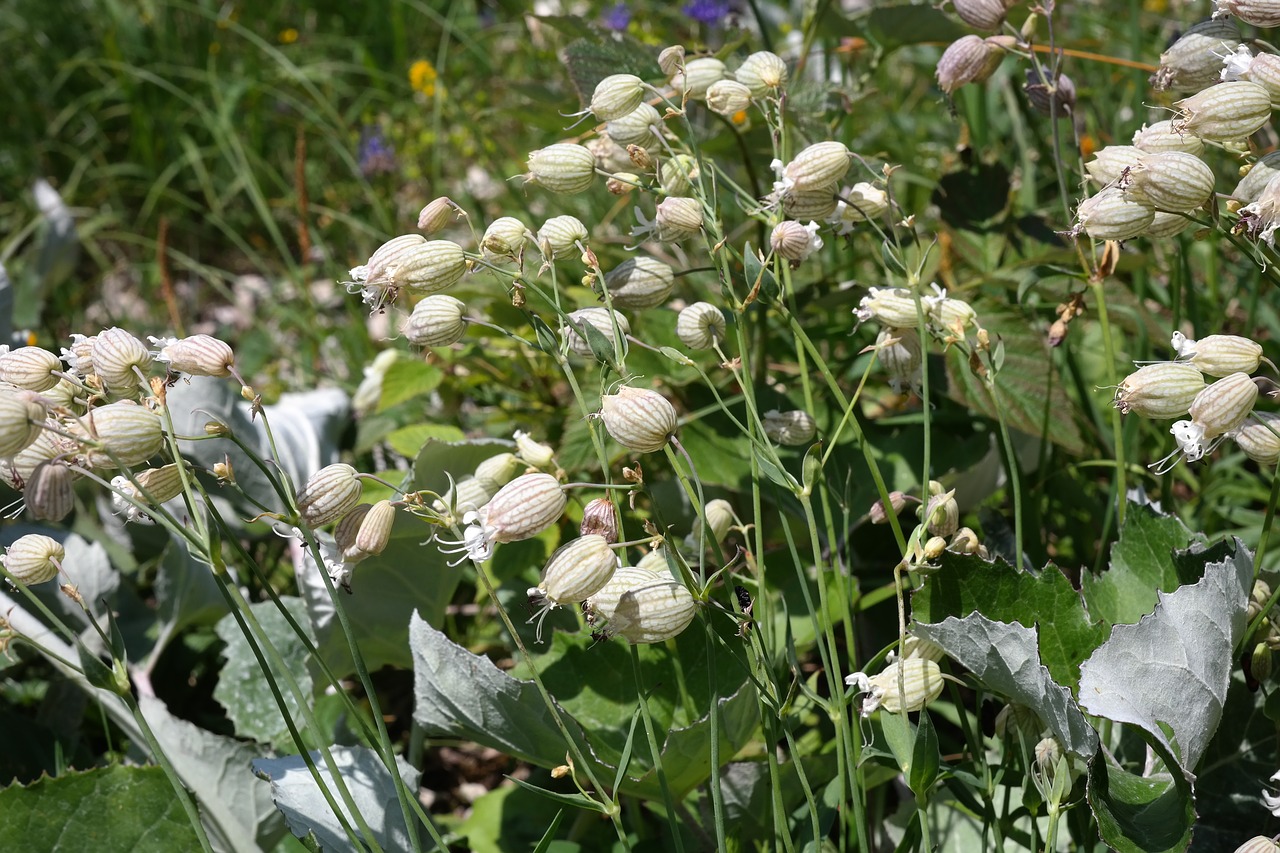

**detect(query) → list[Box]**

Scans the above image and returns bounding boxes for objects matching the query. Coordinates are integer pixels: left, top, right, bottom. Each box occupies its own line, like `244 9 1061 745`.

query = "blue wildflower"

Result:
682 0 731 26
358 127 397 178
602 2 631 30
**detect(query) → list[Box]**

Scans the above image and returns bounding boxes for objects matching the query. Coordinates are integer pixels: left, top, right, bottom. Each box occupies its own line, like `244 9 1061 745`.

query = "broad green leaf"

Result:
376 357 443 411
460 783 590 853
251 746 420 852
0 765 198 852
1080 504 1200 627
154 534 225 641
214 597 314 747
1077 538 1252 777
911 552 1108 691
385 422 466 457
916 614 1099 760
909 709 941 800
942 302 1087 456
558 37 662 106
1087 750 1193 853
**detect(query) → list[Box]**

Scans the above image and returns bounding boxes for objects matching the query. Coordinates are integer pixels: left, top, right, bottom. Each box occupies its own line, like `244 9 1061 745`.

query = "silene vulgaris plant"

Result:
12 1 1280 851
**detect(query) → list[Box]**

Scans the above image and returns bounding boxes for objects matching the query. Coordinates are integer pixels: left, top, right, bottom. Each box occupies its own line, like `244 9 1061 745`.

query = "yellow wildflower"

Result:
409 59 438 97
279 28 299 44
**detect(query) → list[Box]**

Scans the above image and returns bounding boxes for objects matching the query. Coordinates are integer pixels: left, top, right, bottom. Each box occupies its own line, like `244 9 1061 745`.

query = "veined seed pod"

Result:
404 295 468 347
1233 411 1280 466
929 293 977 334
474 452 521 486
1172 331 1264 376
704 499 734 543
1240 173 1280 246
526 144 597 195
952 0 1014 30
589 136 640 173
1235 51 1280 104
855 287 922 329
40 378 80 410
532 534 618 606
613 575 698 643
634 548 670 573
563 307 630 358
1189 372 1258 439
1084 145 1144 186
1173 81 1272 143
735 51 787 97
1 533 65 585
296 463 363 528
61 333 96 377
1132 120 1205 156
599 385 678 452
537 215 589 260
25 460 76 522
153 334 237 378
481 216 528 259
1074 186 1155 241
706 79 752 117
676 302 727 349
397 240 468 293
1123 151 1214 213
117 463 185 505
0 391 46 458
514 430 555 468
367 233 426 270
1234 152 1280 205
1217 0 1280 27
833 182 889 227
585 566 661 625
782 141 852 192
71 401 165 469
935 34 1006 94
354 499 395 557
846 658 945 716
604 257 675 309
892 635 947 663
658 154 699 196
1114 363 1207 418
670 57 727 100
606 103 662 149
333 503 375 564
782 184 841 220
877 327 922 395
1144 211 1193 238
92 327 153 392
580 497 618 543
763 409 817 445
482 472 566 543
4 422 74 489
0 347 61 392
590 73 647 121
417 196 462 234
1230 837 1280 853
1023 67 1076 118
770 220 823 262
634 197 703 243
434 475 499 515
1152 18 1241 92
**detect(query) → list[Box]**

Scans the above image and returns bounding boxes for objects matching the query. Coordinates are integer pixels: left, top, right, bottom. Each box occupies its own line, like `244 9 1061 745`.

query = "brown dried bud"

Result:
580 498 619 543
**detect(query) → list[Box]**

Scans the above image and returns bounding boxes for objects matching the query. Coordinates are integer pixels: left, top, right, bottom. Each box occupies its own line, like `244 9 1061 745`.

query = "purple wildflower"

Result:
682 0 731 25
358 127 397 178
602 2 631 30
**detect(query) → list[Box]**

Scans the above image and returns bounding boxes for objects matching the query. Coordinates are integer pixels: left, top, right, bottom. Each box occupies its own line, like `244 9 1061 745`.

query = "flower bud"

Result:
1216 0 1280 27
564 307 630 358
404 295 468 347
782 184 840 220
0 391 46 458
704 499 734 542
526 143 597 195
417 197 462 234
952 0 1014 30
735 51 787 97
706 79 752 116
436 475 498 515
877 328 922 394
1024 67 1076 118
763 409 816 445
154 335 237 378
1132 120 1205 156
604 257 675 309
935 34 1005 94
600 385 678 452
783 141 852 191
580 497 618 543
296 463 363 528
923 536 948 561
92 327 153 392
1152 18 1241 92
4 422 72 489
870 491 908 524
949 527 983 555
930 295 977 334
1173 81 1272 142
1084 145 1144 187
1123 152 1215 213
1189 372 1259 439
354 499 395 557
636 196 703 243
1171 331 1263 377
607 173 641 195
120 462 186 504
670 57 727 100
514 430 555 468
482 217 528 259
923 483 959 538
1114 363 1207 418
676 302 727 349
833 182 889 227
1 533 64 585
537 215 589 260
855 287 921 329
606 103 662 149
1144 211 1193 238
1073 187 1155 241
61 334 95 377
533 534 618 606
334 503 374 564
658 154 699 196
483 472 566 543
72 401 165 469
590 73 647 121
770 220 823 262
474 452 521 486
370 239 467 293
25 461 76 522
846 658 945 716
1233 411 1280 466
0 346 61 392
657 45 685 77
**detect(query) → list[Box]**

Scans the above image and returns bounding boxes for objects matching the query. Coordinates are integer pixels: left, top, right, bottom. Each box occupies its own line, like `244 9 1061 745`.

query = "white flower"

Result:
435 510 497 565
1219 44 1253 81
1263 770 1280 816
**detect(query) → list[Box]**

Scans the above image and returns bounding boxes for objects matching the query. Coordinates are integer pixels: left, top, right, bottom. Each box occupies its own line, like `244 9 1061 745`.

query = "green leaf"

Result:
0 765 199 852
742 243 778 304
1080 504 1200 627
558 37 662 106
1087 750 1193 853
214 597 314 747
908 710 941 800
377 357 443 411
385 422 467 457
412 437 513 495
